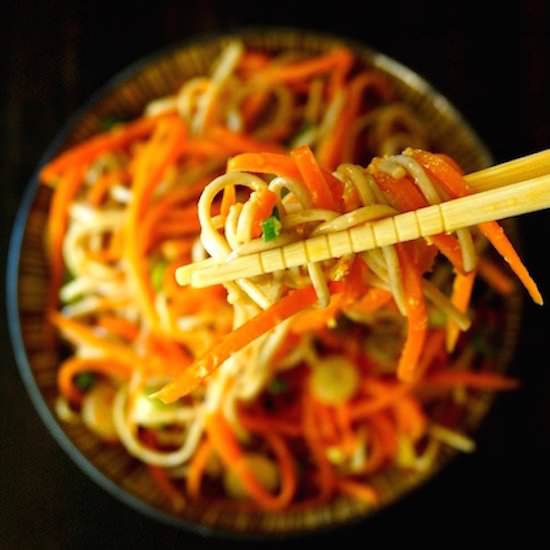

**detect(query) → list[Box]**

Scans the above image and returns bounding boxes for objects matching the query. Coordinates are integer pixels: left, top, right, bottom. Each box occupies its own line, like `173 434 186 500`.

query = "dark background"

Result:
2 1 550 548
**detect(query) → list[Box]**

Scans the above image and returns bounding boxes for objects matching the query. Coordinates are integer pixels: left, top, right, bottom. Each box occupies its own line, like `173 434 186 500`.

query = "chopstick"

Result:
177 149 550 288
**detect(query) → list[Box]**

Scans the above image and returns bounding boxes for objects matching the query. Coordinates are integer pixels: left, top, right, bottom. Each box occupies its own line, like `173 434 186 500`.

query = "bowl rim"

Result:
6 25 496 540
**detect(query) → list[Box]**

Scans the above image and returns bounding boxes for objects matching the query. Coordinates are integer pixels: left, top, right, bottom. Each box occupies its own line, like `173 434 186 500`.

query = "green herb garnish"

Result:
268 377 289 395
151 261 168 292
261 212 282 242
74 372 96 392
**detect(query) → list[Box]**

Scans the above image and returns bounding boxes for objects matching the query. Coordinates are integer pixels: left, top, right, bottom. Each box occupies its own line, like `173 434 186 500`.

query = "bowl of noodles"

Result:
7 28 529 537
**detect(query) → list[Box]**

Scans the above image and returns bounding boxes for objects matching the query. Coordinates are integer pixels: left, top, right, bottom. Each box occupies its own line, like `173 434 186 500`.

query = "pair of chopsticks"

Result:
178 149 550 288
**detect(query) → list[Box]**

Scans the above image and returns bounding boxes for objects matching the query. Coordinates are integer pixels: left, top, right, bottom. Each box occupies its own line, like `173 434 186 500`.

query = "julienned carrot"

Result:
58 357 132 403
207 126 285 155
478 221 542 304
239 410 303 438
259 48 352 85
250 187 278 238
52 312 145 368
220 185 236 218
47 165 86 311
338 479 379 504
415 329 446 380
153 286 319 403
422 370 519 391
372 171 465 272
446 271 477 353
318 72 391 171
411 149 542 305
125 116 187 329
228 152 302 181
291 145 340 210
87 169 128 206
40 112 170 184
186 439 213 499
477 257 516 295
148 464 185 511
291 293 346 333
395 244 428 383
354 288 393 313
303 392 336 499
393 396 427 442
97 315 140 342
205 412 296 510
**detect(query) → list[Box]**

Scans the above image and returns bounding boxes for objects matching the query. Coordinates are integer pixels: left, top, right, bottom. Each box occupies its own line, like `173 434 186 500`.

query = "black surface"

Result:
2 1 550 547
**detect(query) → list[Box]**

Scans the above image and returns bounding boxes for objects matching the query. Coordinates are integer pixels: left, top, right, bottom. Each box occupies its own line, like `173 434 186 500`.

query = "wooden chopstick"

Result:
178 173 550 288
464 148 550 192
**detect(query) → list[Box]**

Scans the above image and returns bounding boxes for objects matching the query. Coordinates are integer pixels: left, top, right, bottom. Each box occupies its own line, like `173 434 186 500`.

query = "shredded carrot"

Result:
207 126 285 155
291 293 345 333
220 184 236 218
477 257 516 295
40 112 169 184
302 392 336 499
228 152 302 181
47 165 86 311
446 271 476 352
58 357 132 403
393 396 427 442
411 149 542 305
205 412 296 510
97 316 140 342
354 288 394 314
186 439 213 499
125 116 187 329
250 187 278 238
338 479 379 504
318 72 391 170
153 286 320 403
86 169 128 206
395 244 428 383
259 48 352 86
415 329 446 380
422 370 519 390
291 145 340 210
372 170 465 272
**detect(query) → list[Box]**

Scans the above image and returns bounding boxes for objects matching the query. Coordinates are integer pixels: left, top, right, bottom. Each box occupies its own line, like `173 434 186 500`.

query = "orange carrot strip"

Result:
291 293 345 333
240 411 303 438
40 113 169 184
393 396 427 442
477 257 516 295
415 328 446 380
260 48 352 85
338 479 379 504
291 145 339 210
355 288 393 313
148 465 185 511
186 439 213 499
86 169 128 206
479 221 542 304
58 357 132 403
302 392 336 499
228 152 302 181
97 315 140 342
350 382 411 420
52 312 145 368
46 165 86 312
153 286 319 403
422 370 519 390
396 244 428 383
220 185 236 218
125 116 187 329
372 170 465 272
411 149 542 305
205 412 296 511
250 187 278 238
319 72 391 171
446 271 476 352
208 126 285 155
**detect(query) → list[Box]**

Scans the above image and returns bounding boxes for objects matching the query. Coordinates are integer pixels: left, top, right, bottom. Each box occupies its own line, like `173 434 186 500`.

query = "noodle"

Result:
41 42 533 513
